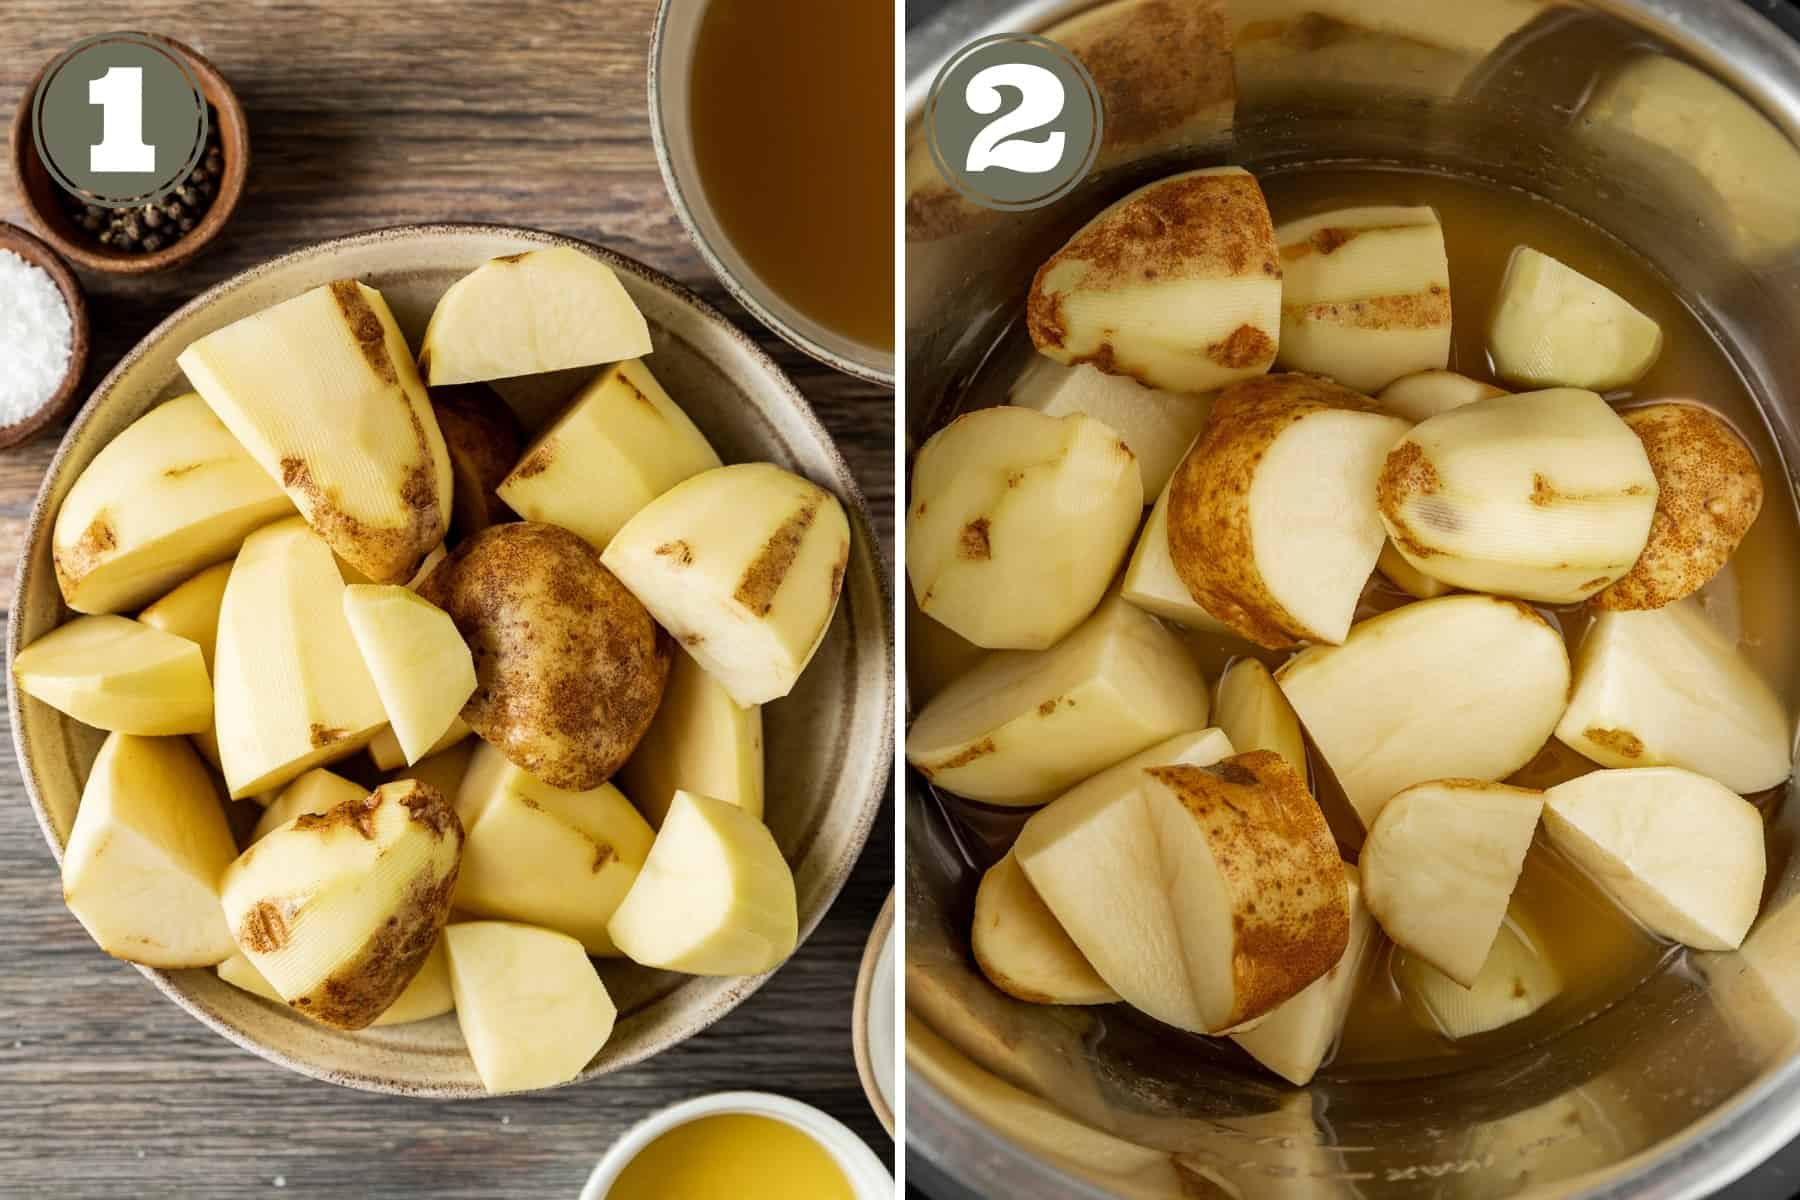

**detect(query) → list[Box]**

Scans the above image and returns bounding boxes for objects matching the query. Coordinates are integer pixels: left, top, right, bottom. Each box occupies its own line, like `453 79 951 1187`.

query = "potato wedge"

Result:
1361 780 1544 987
139 561 233 764
219 779 462 1030
1008 356 1211 497
1233 863 1377 1085
1489 247 1662 391
249 768 367 845
1544 767 1765 950
1213 658 1307 782
973 852 1119 1006
1167 373 1412 648
343 585 477 766
1593 403 1762 610
497 359 722 551
908 407 1143 650
601 464 849 706
1276 595 1571 828
1119 459 1232 634
452 742 654 955
905 594 1211 804
15 614 211 736
219 937 454 1026
419 247 652 386
419 522 671 791
430 384 523 540
607 790 799 975
62 733 238 968
52 394 294 614
212 518 388 798
179 282 452 584
1274 206 1452 392
617 647 763 827
446 921 618 1093
1377 389 1658 604
1016 751 1347 1033
1027 167 1281 393
1397 911 1562 1039
1378 369 1506 423
1555 600 1790 793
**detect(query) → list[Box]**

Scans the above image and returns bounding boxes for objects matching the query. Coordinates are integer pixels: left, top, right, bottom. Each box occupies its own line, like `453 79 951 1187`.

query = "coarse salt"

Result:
0 249 74 426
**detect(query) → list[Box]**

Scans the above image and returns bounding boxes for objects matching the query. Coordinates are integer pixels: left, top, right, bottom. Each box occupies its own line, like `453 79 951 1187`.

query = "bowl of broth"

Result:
904 0 1800 1197
650 0 894 386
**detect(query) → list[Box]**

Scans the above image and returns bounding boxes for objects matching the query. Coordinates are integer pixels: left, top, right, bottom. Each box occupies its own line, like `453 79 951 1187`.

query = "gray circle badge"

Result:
924 33 1103 213
32 32 209 209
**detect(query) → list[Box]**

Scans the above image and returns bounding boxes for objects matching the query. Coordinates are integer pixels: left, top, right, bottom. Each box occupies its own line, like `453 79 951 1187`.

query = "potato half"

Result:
419 522 671 791
1167 373 1412 648
14 614 211 736
1489 248 1662 391
219 778 463 1030
342 585 478 766
218 937 454 1027
972 852 1119 1006
1027 166 1281 393
446 921 618 1094
908 407 1143 650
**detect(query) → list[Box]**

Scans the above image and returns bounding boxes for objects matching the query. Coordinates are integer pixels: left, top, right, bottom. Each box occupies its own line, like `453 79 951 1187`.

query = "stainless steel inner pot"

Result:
903 2 1800 1196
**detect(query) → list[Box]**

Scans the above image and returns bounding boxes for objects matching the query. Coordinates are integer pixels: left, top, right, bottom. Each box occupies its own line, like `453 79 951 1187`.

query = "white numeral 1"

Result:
89 66 155 173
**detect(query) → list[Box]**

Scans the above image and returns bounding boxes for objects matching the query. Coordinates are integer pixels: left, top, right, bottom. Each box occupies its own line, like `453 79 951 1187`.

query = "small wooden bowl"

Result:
0 222 88 450
8 34 249 275
853 891 895 1138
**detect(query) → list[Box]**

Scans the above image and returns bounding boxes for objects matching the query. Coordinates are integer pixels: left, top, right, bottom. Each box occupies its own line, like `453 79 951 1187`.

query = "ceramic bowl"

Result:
7 224 894 1097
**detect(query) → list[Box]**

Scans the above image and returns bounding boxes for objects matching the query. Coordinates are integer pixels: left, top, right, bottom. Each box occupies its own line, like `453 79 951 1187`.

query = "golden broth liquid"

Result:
689 0 895 352
606 1114 854 1200
910 164 1800 1080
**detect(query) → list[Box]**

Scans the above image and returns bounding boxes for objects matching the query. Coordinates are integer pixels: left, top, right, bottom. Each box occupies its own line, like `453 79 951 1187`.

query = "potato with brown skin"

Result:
1593 402 1763 610
430 384 523 541
418 522 672 790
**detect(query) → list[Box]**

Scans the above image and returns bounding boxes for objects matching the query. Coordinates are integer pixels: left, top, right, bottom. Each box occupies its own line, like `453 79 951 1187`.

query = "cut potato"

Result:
1361 780 1544 987
1119 461 1231 635
369 717 471 773
446 921 617 1093
1488 247 1662 391
179 282 452 584
219 779 462 1030
1167 373 1412 647
419 247 652 386
1594 403 1763 610
52 393 293 614
1027 167 1281 393
419 522 671 791
249 768 366 845
1376 539 1454 600
972 852 1119 1006
430 384 523 540
342 585 478 766
905 594 1211 804
1555 600 1791 793
1378 389 1659 604
601 463 849 706
1276 595 1571 828
1016 751 1347 1033
389 738 477 808
497 359 721 551
607 790 799 975
1051 726 1235 806
1213 658 1307 781
617 647 763 828
1008 356 1211 497
61 733 237 968
1274 206 1452 392
218 937 454 1026
212 518 387 798
139 561 233 764
1233 863 1377 1085
1378 369 1506 423
452 743 654 955
14 614 211 736
1397 911 1562 1039
1543 767 1765 950
908 408 1143 650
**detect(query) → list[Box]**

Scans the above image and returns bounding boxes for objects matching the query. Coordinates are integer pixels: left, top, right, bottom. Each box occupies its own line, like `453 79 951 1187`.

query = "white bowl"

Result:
580 1091 894 1199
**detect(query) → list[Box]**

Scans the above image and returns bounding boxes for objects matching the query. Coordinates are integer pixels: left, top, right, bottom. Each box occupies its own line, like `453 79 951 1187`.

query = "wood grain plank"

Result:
0 2 895 1193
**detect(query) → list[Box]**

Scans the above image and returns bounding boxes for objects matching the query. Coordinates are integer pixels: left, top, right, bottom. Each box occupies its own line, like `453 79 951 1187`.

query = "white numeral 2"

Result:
964 63 1066 175
89 66 156 173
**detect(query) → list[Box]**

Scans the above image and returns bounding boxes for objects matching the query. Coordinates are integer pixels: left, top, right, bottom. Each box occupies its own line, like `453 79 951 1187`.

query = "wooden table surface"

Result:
0 4 895 1196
